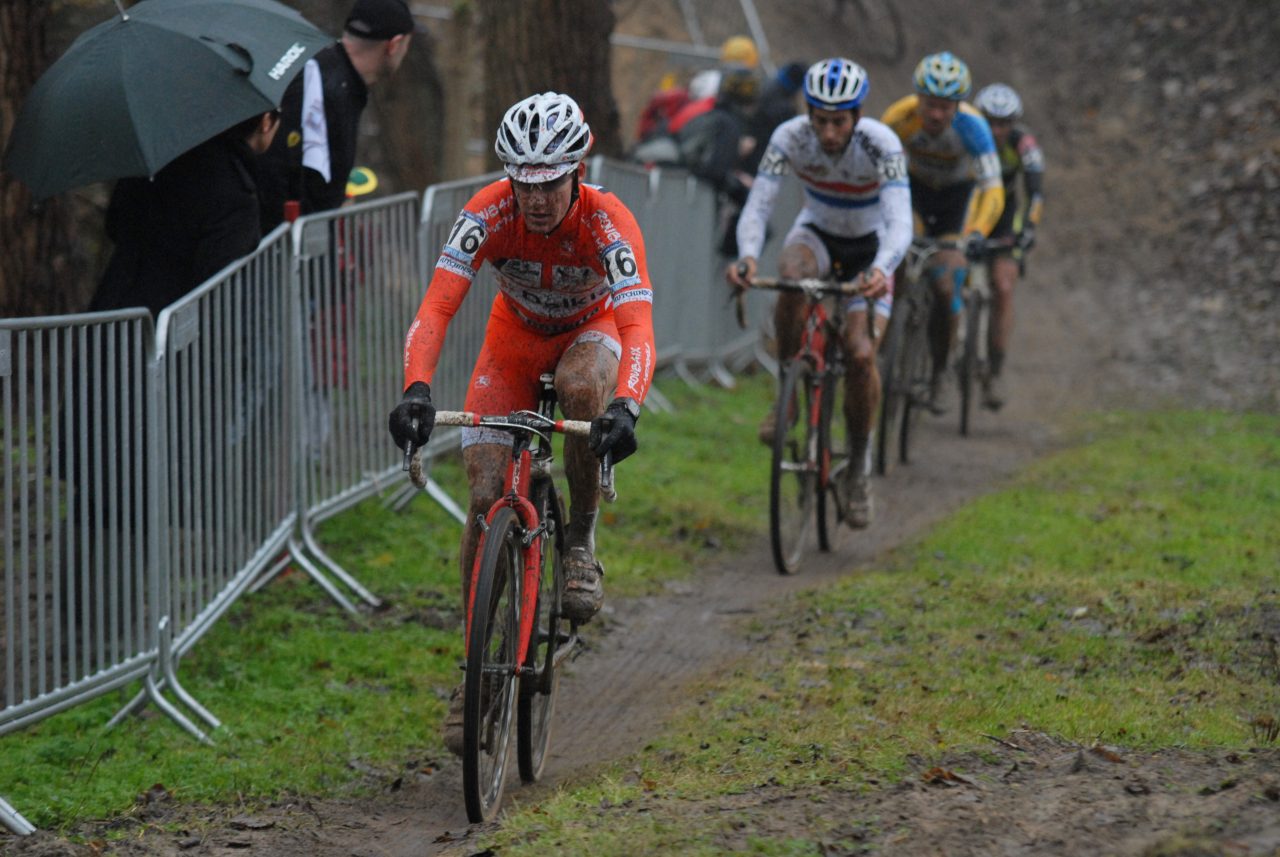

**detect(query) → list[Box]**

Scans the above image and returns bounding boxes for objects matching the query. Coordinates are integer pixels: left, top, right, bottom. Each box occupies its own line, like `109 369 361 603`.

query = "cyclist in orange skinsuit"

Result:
391 91 654 622
389 91 655 755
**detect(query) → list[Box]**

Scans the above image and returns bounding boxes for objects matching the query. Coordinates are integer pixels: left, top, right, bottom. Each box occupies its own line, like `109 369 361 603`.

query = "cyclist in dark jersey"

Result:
974 83 1044 410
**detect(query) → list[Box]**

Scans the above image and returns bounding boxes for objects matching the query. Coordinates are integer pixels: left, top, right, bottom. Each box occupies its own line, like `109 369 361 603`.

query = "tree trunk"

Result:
0 3 93 317
478 0 621 170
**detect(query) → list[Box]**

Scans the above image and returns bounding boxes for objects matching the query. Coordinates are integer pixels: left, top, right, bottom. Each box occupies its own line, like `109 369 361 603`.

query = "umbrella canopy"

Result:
2 0 333 199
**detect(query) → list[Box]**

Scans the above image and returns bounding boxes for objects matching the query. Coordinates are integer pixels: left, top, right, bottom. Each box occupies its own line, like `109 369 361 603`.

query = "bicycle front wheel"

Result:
770 359 818 574
518 482 564 783
463 506 521 823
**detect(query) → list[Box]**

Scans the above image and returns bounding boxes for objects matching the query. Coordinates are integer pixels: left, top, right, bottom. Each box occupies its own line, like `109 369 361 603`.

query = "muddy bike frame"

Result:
404 374 612 822
876 236 966 473
747 274 871 575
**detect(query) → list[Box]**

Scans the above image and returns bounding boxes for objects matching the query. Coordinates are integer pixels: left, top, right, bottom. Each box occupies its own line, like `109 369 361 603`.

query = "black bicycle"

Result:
876 237 955 474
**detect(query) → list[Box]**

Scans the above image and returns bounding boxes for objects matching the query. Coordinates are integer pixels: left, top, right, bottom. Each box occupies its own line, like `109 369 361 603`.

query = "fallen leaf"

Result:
921 766 974 786
1090 744 1124 763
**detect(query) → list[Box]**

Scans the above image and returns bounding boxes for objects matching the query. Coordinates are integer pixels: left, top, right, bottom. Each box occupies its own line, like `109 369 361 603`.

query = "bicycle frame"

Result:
748 275 866 571
751 277 862 480
467 426 545 674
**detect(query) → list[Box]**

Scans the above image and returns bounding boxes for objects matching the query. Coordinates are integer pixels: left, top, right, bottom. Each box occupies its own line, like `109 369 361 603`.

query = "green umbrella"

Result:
2 0 334 199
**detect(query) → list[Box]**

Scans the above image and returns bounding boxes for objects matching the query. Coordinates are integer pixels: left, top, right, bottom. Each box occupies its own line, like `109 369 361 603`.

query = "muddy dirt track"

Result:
5 0 1278 854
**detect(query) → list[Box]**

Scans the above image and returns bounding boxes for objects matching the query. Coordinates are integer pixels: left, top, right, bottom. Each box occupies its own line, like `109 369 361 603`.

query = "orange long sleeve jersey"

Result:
402 179 656 404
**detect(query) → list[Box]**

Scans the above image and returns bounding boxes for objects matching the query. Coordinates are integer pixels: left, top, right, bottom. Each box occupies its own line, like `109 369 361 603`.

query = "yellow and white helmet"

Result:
913 52 972 100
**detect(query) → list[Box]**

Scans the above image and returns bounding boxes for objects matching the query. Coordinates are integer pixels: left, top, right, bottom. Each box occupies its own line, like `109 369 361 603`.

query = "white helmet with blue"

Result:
803 58 870 111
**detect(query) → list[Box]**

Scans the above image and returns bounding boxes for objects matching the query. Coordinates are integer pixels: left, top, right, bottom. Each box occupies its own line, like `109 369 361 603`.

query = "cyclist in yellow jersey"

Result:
882 52 1004 414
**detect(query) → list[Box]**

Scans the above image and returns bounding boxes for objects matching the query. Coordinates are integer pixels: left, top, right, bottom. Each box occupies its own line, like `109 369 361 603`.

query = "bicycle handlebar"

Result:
434 410 593 437
401 409 615 501
910 235 1014 255
744 275 878 343
744 276 867 297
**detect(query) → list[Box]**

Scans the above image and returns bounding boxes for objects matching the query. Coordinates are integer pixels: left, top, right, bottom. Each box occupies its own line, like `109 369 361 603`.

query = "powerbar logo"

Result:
268 43 307 81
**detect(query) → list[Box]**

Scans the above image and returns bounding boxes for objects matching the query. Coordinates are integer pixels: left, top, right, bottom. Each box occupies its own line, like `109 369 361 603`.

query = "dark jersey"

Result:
257 42 369 233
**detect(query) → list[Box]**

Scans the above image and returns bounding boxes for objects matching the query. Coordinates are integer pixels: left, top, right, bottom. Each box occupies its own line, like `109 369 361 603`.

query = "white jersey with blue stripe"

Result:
736 114 913 277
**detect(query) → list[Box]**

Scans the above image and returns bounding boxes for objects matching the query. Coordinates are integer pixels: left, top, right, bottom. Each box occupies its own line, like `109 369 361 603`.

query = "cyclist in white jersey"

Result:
727 58 912 528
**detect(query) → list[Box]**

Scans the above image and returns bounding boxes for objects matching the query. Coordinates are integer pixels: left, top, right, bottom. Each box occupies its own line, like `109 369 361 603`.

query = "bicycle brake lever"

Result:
401 418 418 472
600 452 617 503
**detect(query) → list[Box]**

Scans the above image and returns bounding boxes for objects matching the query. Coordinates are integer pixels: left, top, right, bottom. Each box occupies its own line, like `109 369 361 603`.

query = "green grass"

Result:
477 410 1280 855
0 373 775 830
3 393 1277 851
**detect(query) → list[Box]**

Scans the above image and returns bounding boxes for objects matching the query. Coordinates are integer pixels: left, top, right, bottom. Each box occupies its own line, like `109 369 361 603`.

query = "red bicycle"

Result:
406 374 612 821
747 274 870 574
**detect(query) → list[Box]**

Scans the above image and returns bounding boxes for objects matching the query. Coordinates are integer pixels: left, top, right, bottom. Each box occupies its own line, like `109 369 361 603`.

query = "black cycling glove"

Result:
588 397 640 463
1016 226 1036 251
964 231 986 262
388 381 436 451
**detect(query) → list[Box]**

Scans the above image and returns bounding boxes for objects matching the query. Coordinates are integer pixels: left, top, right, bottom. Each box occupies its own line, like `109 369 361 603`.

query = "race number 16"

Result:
446 215 487 258
605 244 638 286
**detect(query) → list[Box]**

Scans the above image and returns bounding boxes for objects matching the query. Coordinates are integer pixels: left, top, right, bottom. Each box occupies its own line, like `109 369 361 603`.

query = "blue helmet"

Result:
803 58 870 111
913 52 972 100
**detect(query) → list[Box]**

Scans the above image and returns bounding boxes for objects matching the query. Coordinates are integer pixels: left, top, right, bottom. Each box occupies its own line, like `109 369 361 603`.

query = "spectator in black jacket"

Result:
676 65 760 257
743 61 807 175
257 0 415 233
90 110 281 316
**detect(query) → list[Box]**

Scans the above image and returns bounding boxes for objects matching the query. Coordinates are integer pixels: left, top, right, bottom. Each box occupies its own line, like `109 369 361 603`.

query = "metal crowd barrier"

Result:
2 310 157 835
106 226 299 743
283 193 425 611
1 158 801 835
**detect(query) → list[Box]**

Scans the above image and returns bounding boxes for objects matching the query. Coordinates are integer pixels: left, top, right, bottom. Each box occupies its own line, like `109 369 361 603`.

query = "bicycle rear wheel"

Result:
898 286 934 465
817 347 847 551
876 300 909 476
770 358 818 574
463 506 521 823
518 482 564 783
959 292 985 437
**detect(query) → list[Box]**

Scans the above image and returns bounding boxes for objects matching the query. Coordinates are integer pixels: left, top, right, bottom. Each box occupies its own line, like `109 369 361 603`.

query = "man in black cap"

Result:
257 0 415 232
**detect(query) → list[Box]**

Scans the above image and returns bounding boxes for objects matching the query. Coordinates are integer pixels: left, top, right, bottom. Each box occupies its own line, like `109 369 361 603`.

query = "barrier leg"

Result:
108 618 217 745
299 524 383 609
643 383 676 415
283 538 361 615
0 795 35 836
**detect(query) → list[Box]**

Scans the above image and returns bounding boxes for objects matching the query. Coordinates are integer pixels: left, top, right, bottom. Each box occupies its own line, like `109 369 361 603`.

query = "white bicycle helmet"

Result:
495 92 594 183
974 83 1023 120
913 51 972 100
803 57 870 111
